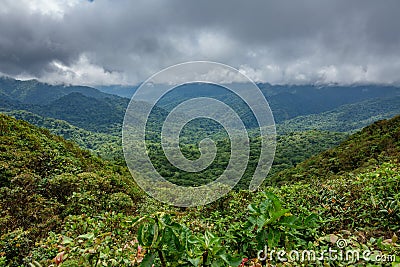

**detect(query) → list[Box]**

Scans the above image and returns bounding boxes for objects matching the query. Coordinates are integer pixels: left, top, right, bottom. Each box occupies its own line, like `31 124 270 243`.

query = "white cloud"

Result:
42 54 128 85
2 0 82 18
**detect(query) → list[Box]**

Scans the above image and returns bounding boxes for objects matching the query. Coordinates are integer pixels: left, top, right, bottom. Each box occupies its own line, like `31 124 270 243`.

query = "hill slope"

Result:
2 76 400 137
261 83 400 122
97 82 400 124
1 114 399 266
0 114 143 265
3 110 122 159
271 115 400 185
0 76 131 134
277 96 400 134
0 76 118 105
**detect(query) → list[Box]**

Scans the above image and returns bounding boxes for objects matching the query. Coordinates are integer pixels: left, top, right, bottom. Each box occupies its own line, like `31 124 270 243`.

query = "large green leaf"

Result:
140 253 155 267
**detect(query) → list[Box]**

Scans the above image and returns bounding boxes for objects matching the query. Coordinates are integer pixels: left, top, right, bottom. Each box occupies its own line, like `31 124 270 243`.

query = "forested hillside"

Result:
98 82 400 123
277 96 400 134
272 115 400 185
3 77 400 135
0 114 145 266
3 110 122 160
2 0 400 265
1 77 400 266
0 77 118 105
0 77 129 134
0 113 142 227
4 110 348 188
1 114 399 266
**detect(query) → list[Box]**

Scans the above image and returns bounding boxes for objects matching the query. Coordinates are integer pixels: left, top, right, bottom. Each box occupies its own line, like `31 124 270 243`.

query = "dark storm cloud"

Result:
0 0 400 85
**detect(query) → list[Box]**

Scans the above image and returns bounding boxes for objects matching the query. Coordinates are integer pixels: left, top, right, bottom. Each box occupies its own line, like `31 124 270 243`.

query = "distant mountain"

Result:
1 76 400 137
0 76 121 105
0 91 129 134
32 92 129 133
95 84 139 98
0 77 177 135
264 84 400 122
115 82 400 123
0 76 131 134
277 96 400 134
130 82 400 133
95 82 400 123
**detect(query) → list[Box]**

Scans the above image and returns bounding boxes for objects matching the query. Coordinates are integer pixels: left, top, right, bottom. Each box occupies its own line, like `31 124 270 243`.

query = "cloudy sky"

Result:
1 0 400 85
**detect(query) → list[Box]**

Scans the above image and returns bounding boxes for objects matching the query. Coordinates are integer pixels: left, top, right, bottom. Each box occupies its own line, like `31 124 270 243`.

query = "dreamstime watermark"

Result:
122 61 276 207
257 239 396 264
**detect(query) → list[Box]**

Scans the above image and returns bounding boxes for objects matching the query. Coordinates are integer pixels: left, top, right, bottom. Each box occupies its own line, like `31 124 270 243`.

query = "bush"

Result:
0 229 31 267
65 192 100 215
107 192 134 212
46 173 80 202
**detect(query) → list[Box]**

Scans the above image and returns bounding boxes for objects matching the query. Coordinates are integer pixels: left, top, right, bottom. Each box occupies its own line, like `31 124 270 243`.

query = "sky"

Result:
1 0 400 86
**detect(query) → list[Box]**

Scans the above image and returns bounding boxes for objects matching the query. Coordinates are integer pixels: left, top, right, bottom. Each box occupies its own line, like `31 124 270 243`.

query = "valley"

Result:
0 77 399 266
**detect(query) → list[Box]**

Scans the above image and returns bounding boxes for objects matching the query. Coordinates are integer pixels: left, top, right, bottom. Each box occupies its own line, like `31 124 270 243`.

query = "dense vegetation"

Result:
4 110 347 188
0 114 399 266
147 128 347 188
277 96 400 134
1 77 400 266
3 110 122 160
259 83 400 123
0 76 117 105
97 82 400 124
0 77 129 134
271 115 400 185
0 114 144 266
3 77 400 135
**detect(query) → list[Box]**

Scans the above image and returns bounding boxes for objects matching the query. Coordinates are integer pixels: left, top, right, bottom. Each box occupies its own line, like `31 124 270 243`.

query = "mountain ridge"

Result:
0 76 122 105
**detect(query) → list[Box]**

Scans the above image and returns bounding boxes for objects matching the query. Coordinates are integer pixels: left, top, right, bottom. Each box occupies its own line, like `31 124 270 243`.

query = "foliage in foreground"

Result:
19 191 318 267
2 162 398 266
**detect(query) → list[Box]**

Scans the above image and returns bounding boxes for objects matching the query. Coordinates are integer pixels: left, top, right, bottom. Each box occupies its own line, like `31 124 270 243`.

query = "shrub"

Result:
107 192 134 212
0 229 31 267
